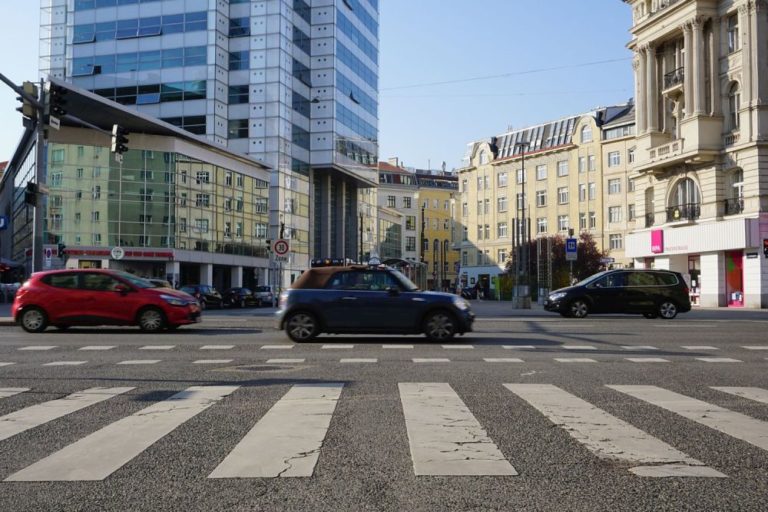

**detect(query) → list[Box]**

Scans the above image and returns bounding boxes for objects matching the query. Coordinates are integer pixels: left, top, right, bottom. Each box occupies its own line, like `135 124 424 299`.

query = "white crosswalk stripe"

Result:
43 361 87 367
79 346 116 351
399 383 516 476
608 385 768 452
0 387 134 442
0 388 29 399
504 384 724 478
209 384 343 478
711 387 768 405
0 363 16 367
6 386 238 481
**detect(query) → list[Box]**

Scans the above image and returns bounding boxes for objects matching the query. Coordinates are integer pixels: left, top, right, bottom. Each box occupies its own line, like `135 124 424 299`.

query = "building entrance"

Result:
725 250 744 307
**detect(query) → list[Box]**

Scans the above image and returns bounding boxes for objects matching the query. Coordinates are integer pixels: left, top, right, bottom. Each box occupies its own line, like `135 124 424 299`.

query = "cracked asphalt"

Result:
0 308 767 511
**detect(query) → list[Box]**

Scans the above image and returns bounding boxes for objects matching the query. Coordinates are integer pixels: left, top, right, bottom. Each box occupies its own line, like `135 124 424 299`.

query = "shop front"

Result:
625 217 767 309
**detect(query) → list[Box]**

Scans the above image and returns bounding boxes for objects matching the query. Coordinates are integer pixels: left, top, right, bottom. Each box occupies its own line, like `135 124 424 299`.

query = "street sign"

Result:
273 239 290 256
565 238 577 262
600 257 615 264
0 215 8 231
49 115 60 130
44 247 52 268
111 246 125 260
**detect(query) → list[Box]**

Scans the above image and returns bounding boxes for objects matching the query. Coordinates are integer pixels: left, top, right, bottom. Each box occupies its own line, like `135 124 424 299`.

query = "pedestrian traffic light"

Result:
16 81 38 120
111 124 129 154
48 83 68 118
57 242 67 259
24 182 37 207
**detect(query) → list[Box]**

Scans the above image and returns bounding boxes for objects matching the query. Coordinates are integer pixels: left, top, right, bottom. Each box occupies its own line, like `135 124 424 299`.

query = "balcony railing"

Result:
664 67 684 89
666 203 700 222
644 213 655 228
724 198 744 216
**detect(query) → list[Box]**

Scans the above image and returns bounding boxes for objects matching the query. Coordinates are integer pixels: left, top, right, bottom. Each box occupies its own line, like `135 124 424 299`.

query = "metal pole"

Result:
359 212 363 263
33 79 46 274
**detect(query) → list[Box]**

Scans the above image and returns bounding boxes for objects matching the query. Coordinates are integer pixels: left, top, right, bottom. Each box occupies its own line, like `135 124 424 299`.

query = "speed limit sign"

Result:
273 239 290 256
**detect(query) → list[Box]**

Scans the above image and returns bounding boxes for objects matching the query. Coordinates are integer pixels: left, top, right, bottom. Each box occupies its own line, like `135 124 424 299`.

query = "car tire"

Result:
643 312 658 319
20 307 48 333
658 301 678 320
285 311 319 342
137 307 167 332
568 299 589 319
423 310 457 342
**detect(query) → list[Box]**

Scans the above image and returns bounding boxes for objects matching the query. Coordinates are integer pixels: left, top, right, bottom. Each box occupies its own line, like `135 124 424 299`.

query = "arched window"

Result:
580 124 593 143
728 83 740 130
668 178 701 221
479 150 489 165
644 187 655 227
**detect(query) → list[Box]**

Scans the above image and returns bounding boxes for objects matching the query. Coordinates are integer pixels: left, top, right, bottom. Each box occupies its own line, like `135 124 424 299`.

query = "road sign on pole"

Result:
0 215 8 231
565 238 577 262
273 239 290 256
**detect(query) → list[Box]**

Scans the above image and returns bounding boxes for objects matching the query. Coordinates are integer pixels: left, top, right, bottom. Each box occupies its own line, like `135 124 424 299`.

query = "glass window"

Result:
228 119 249 139
609 206 623 223
229 17 250 37
42 273 79 289
536 165 547 180
81 273 123 291
609 234 624 250
727 14 739 53
537 217 547 234
229 51 249 71
536 190 546 207
558 187 569 204
608 178 621 194
557 160 568 177
608 151 621 167
497 196 507 212
728 83 740 130
497 172 507 187
580 125 592 143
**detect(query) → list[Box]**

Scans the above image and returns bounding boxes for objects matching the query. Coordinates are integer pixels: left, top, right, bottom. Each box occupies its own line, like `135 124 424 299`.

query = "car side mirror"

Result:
387 287 400 297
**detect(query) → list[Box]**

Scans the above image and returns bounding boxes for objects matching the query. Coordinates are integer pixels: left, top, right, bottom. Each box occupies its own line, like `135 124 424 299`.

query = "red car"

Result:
13 269 201 333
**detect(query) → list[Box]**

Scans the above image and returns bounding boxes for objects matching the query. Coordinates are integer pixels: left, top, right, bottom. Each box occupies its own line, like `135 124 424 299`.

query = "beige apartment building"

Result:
457 105 635 296
623 0 768 308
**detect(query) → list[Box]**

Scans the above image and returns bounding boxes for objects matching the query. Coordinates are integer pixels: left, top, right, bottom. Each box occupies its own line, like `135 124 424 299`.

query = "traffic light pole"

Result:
32 79 46 274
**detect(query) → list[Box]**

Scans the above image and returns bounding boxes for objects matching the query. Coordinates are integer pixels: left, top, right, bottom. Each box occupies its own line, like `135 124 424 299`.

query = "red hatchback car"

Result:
13 269 201 333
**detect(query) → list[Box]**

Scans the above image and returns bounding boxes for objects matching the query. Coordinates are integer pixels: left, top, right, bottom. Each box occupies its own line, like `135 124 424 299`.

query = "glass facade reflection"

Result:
44 143 270 258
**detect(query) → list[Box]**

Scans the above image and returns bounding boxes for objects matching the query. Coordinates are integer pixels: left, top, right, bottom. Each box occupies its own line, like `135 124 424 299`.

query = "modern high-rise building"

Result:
39 0 380 278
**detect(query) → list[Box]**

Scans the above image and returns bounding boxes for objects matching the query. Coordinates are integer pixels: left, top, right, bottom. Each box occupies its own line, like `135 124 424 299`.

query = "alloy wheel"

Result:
659 301 678 319
21 308 47 333
424 311 456 342
286 312 317 342
569 300 589 319
139 308 165 332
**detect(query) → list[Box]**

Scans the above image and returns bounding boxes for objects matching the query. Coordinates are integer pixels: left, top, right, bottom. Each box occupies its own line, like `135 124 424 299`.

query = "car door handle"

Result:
341 296 358 301
411 298 426 302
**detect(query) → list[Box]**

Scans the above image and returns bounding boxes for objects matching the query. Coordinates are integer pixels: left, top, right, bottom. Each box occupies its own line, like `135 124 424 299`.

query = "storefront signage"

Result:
746 252 758 259
651 230 664 254
111 246 125 260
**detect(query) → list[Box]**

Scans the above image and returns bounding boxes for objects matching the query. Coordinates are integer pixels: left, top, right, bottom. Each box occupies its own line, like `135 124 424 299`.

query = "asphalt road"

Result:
0 311 767 511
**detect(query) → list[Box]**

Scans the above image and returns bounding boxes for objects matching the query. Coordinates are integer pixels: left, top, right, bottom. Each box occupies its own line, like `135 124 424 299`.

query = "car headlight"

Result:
452 296 470 311
160 294 188 306
549 292 567 301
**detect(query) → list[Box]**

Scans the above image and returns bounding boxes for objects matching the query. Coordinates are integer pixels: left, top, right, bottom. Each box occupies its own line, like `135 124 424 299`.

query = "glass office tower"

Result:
40 0 379 276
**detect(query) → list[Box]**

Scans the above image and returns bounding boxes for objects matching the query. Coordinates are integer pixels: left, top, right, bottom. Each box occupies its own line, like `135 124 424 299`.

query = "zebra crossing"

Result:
1 382 767 482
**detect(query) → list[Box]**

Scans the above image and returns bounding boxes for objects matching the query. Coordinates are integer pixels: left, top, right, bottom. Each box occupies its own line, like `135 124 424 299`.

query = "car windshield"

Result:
112 271 154 289
573 271 610 287
390 269 419 291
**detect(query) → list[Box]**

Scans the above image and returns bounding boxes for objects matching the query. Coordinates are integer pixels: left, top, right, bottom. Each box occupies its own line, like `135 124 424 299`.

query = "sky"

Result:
0 1 635 171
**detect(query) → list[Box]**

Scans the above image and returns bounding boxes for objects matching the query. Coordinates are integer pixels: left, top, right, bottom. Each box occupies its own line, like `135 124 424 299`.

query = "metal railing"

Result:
644 213 655 228
724 198 744 215
664 67 684 89
666 203 700 222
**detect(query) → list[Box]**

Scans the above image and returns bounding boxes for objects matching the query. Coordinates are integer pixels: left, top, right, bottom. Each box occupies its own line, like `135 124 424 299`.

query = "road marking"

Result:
140 345 175 350
555 358 597 363
742 346 768 350
412 358 450 363
117 360 161 365
0 362 16 367
625 358 670 363
621 346 659 351
200 345 235 350
261 345 294 350
6 386 238 481
321 345 353 349
484 358 524 363
79 346 116 351
682 346 718 350
608 385 768 452
382 345 414 349
43 361 88 366
18 346 57 351
193 359 234 364
0 387 134 442
504 384 723 478
209 384 343 478
695 357 742 363
711 387 768 405
442 345 474 349
0 388 29 399
503 345 537 350
266 359 305 364
563 345 597 350
340 358 377 363
399 383 516 476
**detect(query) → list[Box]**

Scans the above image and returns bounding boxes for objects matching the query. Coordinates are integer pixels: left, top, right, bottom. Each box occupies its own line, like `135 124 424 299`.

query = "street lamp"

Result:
513 141 531 309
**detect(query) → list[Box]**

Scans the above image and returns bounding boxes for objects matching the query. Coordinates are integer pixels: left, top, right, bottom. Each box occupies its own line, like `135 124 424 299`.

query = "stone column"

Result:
635 52 647 133
199 263 213 286
165 261 180 288
646 44 658 131
230 266 243 288
711 16 722 116
683 22 693 118
693 16 707 115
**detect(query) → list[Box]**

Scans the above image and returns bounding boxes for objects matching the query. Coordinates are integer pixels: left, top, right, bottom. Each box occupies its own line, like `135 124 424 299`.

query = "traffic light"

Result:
763 238 768 258
111 124 129 154
57 242 67 259
24 182 38 207
48 83 68 118
16 81 38 120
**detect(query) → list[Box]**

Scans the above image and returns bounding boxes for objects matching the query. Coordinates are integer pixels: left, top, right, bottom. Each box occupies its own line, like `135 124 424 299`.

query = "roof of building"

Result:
601 103 636 129
377 161 412 174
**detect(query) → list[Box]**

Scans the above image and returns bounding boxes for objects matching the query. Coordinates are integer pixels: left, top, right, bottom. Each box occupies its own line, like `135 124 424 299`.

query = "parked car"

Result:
543 269 691 319
179 284 223 309
252 285 275 307
275 264 475 342
12 269 200 333
222 287 259 308
147 278 173 288
460 286 477 300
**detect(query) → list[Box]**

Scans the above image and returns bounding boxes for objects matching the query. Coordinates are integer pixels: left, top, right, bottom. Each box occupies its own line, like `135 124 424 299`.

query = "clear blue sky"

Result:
0 1 634 170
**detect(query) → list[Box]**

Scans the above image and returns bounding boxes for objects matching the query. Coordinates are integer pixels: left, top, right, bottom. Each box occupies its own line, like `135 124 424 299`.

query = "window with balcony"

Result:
725 169 744 215
667 178 701 222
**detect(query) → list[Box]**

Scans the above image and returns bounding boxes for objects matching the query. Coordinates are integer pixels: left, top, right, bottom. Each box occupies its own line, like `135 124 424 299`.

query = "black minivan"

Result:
544 269 691 319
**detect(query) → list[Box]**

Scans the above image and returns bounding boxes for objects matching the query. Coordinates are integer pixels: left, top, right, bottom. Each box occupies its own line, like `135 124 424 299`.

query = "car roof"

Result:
291 265 372 289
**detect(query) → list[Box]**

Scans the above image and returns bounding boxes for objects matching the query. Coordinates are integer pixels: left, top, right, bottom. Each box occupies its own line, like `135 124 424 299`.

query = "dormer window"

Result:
580 124 593 143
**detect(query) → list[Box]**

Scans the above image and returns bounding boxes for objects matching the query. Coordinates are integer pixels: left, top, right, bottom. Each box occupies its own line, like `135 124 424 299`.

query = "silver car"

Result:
252 285 275 307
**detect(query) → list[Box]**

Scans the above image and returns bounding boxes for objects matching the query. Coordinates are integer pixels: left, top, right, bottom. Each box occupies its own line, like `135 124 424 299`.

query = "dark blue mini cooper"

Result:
275 265 475 342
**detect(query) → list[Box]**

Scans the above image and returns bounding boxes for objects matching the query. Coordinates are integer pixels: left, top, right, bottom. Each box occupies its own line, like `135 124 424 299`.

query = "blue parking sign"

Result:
0 215 8 231
565 238 577 261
